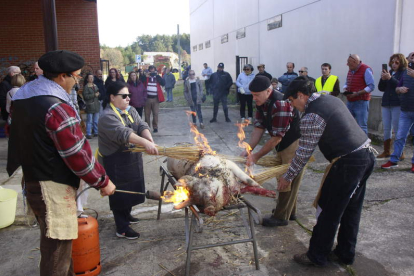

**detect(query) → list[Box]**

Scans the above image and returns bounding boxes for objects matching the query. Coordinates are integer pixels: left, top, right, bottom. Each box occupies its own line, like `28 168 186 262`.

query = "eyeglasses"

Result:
115 93 131 99
189 73 195 76
243 69 251 71
298 70 306 73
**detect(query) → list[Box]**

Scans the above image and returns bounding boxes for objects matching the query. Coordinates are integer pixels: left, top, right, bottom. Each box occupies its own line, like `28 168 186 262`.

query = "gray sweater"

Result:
98 105 150 156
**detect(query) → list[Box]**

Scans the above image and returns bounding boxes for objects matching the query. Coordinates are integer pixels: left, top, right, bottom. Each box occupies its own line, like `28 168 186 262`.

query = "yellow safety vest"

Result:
315 75 338 94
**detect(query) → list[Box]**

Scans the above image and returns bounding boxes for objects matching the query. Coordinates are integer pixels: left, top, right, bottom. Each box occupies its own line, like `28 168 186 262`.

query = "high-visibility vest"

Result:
315 75 338 94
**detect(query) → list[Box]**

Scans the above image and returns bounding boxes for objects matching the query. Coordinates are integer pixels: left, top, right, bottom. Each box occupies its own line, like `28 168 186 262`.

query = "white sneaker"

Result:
241 117 245 122
248 117 253 124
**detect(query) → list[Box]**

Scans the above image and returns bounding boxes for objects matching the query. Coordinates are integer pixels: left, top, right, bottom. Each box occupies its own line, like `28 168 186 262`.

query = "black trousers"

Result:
112 206 133 234
213 93 229 119
205 79 211 95
239 93 253 118
307 148 375 265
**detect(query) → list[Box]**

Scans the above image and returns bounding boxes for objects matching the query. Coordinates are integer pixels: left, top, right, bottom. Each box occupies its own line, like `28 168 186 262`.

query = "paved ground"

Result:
1 105 413 276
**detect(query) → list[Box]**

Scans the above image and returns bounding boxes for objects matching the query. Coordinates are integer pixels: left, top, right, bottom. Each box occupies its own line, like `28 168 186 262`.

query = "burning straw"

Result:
252 164 290 184
128 144 202 162
218 154 278 167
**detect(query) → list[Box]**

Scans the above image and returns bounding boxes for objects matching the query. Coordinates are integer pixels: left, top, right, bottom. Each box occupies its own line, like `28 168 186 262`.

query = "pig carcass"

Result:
166 155 276 216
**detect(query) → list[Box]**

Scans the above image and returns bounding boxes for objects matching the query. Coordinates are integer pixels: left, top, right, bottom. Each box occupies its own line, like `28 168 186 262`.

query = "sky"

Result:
97 0 190 48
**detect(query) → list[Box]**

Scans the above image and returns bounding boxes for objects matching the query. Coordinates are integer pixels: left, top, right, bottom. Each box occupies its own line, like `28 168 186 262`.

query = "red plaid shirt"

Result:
254 98 293 138
45 103 108 188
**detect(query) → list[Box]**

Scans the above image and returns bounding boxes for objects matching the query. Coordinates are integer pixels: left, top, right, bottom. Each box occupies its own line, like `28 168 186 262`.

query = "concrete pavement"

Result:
0 105 413 276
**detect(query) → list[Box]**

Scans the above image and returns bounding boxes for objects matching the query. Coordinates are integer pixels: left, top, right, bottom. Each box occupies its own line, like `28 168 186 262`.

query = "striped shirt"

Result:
45 102 108 188
146 76 158 97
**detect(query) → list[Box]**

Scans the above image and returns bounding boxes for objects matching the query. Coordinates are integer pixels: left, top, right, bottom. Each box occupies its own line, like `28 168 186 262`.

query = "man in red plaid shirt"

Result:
242 75 304 227
7 50 115 276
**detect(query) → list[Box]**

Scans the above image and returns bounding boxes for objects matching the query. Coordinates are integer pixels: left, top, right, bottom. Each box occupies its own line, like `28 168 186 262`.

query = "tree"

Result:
101 48 124 68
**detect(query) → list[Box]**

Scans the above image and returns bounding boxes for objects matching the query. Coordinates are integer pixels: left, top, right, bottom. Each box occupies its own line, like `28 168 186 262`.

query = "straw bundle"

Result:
218 154 278 167
129 144 203 162
252 164 290 184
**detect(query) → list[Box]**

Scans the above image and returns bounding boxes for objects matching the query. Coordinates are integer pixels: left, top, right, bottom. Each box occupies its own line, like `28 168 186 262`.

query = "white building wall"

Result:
190 0 414 96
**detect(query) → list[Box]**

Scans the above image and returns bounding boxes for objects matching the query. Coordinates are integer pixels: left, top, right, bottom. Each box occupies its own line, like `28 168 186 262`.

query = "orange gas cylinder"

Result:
72 216 101 275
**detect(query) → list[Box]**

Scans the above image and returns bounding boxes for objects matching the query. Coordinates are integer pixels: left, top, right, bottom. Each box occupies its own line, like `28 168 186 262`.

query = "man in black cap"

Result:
8 50 116 276
209 62 233 122
242 75 304 227
278 76 375 267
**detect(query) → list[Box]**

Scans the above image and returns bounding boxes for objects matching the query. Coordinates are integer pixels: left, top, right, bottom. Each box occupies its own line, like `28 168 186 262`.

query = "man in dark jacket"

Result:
256 64 272 80
278 62 298 93
163 67 176 102
210 63 233 123
0 66 21 120
94 69 106 114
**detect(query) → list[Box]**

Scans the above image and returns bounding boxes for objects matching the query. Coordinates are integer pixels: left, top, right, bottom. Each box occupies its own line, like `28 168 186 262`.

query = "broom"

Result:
252 155 316 184
218 154 278 167
128 144 203 162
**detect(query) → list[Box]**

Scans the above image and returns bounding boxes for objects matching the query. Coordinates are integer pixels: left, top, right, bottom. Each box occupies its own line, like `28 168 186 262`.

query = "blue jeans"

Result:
347 100 369 135
165 88 173 102
190 104 203 124
382 106 400 140
390 111 414 163
86 112 99 136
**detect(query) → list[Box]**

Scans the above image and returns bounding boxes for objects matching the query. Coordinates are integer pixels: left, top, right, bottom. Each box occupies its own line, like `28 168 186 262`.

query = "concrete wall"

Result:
190 0 414 96
190 0 414 131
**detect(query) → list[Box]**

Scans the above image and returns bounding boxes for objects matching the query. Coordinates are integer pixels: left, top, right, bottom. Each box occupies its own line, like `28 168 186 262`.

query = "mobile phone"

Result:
382 64 388 72
409 62 414 70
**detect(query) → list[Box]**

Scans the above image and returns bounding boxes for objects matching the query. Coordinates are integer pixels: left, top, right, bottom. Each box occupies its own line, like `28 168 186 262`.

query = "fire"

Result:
194 162 201 172
236 119 254 177
186 111 216 155
161 186 190 205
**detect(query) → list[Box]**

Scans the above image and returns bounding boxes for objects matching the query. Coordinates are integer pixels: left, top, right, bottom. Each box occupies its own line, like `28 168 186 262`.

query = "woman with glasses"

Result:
82 73 100 139
184 70 205 129
98 82 158 239
236 64 255 124
105 67 125 90
127 71 147 117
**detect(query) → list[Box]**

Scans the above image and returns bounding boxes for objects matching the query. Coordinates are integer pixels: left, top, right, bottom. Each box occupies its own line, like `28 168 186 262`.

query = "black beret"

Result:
218 62 224 68
38 50 84 73
249 75 271 92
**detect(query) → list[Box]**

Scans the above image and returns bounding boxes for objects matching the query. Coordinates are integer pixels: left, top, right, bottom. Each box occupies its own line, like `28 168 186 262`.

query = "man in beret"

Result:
278 76 375 267
242 75 304 227
209 62 233 123
7 50 116 276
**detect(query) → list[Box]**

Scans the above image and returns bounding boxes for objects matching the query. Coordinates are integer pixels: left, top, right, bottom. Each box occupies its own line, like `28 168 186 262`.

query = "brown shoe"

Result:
400 152 405 161
293 253 319 266
377 139 391 158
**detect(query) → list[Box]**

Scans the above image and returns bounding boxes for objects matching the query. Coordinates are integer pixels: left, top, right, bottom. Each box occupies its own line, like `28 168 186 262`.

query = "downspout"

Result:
393 0 403 53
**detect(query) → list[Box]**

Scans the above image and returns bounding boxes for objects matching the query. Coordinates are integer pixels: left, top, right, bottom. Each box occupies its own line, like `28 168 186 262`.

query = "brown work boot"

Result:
377 139 391 158
400 152 405 161
293 253 320 266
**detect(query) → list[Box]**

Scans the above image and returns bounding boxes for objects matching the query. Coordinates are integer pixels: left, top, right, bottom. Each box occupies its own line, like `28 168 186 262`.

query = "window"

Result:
267 14 282 30
199 43 203 50
236 28 246 39
221 34 228 44
205 40 211 48
193 45 197 52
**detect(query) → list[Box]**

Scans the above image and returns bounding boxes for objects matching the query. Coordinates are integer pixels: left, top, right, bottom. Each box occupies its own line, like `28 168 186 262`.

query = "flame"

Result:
186 111 216 155
236 119 254 177
194 162 201 172
161 186 190 205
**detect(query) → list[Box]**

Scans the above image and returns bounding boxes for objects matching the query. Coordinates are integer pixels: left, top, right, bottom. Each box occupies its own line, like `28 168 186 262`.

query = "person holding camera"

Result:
143 65 165 133
376 53 406 159
184 70 205 129
381 51 414 173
